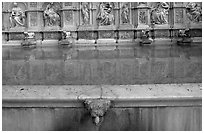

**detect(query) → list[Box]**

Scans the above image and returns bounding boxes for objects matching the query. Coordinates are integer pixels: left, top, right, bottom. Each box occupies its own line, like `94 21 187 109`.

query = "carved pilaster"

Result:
84 99 111 126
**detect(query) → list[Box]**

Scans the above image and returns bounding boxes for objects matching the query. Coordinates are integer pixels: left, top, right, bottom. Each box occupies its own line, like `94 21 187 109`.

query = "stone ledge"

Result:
2 84 201 107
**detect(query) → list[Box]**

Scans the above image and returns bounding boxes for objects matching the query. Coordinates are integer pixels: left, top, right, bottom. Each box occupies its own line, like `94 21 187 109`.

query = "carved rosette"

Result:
84 99 111 125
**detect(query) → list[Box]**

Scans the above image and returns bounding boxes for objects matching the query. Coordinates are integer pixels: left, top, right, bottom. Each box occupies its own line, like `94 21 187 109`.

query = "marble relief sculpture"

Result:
121 3 129 24
97 2 114 26
81 3 90 25
150 2 169 25
44 2 60 27
186 2 202 23
10 2 25 28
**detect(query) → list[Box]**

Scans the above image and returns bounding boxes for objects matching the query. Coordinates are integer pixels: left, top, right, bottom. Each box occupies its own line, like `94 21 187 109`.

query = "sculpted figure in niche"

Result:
186 2 202 23
121 3 129 24
97 2 114 26
44 2 60 26
81 3 90 25
10 2 25 28
151 2 169 25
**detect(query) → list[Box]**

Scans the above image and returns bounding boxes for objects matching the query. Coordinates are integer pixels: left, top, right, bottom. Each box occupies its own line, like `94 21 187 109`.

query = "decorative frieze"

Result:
99 31 115 39
119 31 133 39
43 32 61 39
78 31 95 40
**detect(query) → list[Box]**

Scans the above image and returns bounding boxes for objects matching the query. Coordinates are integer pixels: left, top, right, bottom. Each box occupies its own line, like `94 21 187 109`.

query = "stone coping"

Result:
2 84 201 107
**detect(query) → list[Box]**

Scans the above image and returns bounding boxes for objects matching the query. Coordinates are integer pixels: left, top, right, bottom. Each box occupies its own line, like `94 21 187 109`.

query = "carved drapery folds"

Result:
10 2 25 28
43 2 61 27
97 2 115 26
121 3 130 24
150 2 169 25
186 2 202 23
81 3 90 25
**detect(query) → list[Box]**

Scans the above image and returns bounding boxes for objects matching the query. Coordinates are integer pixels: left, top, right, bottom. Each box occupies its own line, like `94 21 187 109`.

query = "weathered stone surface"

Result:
2 105 202 131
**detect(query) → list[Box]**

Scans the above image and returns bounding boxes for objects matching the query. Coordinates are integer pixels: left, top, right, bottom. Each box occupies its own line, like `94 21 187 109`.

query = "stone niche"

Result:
2 2 202 42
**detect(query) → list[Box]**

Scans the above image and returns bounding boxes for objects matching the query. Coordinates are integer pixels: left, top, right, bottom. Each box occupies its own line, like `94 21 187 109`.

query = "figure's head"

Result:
13 2 18 7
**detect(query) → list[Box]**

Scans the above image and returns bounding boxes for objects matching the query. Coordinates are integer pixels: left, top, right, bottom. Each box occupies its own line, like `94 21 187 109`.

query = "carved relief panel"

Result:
97 2 115 26
137 2 150 29
173 2 185 28
9 2 27 30
186 2 202 23
27 2 39 30
150 2 170 28
121 2 130 24
42 2 61 29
